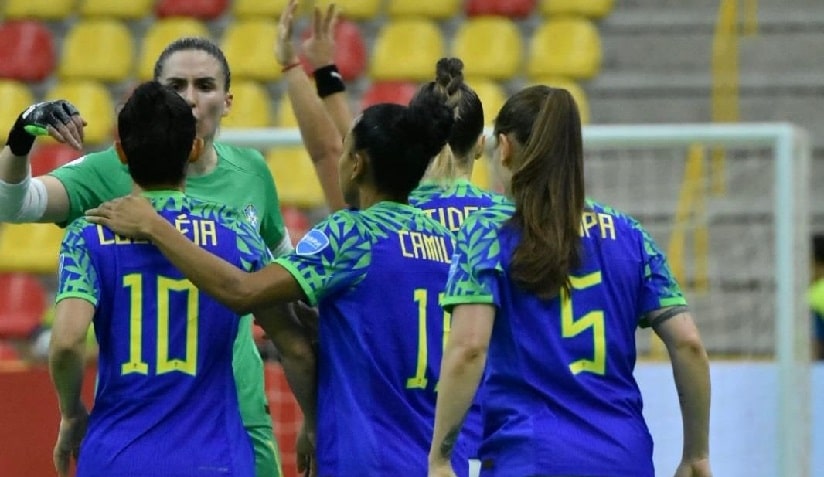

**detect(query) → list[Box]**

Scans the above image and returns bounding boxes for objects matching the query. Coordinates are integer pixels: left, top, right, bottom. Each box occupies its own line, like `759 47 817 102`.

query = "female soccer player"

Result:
428 86 713 477
87 77 473 477
0 36 325 477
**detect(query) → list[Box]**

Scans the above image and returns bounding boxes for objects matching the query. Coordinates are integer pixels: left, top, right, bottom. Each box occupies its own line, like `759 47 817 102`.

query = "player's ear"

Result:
497 133 514 170
351 151 366 182
222 92 233 118
474 134 486 160
189 137 204 163
114 140 128 165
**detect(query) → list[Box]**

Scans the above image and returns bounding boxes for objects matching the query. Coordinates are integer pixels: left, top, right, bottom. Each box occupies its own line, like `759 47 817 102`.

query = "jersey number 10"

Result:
121 273 200 377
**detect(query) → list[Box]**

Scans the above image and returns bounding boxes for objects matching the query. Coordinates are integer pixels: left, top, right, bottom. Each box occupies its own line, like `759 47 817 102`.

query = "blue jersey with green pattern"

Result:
409 179 509 233
56 191 267 477
275 201 469 477
442 200 687 477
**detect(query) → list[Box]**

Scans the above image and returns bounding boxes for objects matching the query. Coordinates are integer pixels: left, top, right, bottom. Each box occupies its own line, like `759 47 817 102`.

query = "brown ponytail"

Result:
494 86 585 299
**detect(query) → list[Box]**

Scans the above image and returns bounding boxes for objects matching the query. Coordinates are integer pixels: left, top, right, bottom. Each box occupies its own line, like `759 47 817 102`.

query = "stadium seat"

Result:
300 19 366 81
452 17 522 81
387 0 460 19
79 0 154 18
0 81 34 142
0 274 46 339
0 341 21 361
232 0 288 18
0 223 64 274
138 18 210 80
4 0 74 20
46 81 115 145
465 0 536 19
281 206 311 245
540 0 614 19
29 144 83 177
0 21 55 82
360 82 419 109
527 18 602 80
222 81 273 128
470 80 507 124
331 0 382 20
470 156 493 191
156 0 229 20
266 149 325 208
222 21 281 82
370 19 444 82
531 77 591 124
59 19 133 83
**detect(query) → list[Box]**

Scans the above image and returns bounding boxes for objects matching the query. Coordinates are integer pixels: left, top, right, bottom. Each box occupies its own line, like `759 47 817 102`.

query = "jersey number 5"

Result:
560 271 606 375
121 273 199 377
407 288 451 390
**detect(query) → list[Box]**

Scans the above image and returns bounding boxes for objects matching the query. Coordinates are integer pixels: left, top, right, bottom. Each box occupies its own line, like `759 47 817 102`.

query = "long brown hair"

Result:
493 85 585 299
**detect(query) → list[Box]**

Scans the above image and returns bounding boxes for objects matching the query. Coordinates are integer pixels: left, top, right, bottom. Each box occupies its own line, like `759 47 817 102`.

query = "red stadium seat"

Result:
360 81 419 109
156 0 229 20
0 341 21 361
465 0 536 18
300 19 367 81
29 144 83 177
0 274 47 339
0 21 55 82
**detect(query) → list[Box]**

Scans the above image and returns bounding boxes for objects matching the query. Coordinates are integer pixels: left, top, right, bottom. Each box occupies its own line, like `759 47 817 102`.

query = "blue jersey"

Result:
409 179 508 459
56 191 267 477
275 201 468 477
442 200 687 477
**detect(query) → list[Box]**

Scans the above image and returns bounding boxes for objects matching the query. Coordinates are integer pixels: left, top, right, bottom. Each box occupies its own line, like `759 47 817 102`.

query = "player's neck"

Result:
131 183 184 194
186 140 218 177
357 186 404 209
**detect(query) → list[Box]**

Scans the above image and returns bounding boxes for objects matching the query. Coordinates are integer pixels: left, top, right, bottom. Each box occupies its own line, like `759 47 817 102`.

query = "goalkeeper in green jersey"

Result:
0 36 331 477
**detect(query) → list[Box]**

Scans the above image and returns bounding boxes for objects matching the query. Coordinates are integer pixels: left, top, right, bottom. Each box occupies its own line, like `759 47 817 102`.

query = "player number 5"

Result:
560 271 606 375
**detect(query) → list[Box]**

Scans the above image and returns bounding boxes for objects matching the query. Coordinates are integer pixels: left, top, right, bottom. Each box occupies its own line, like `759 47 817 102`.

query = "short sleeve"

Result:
56 220 100 306
274 211 371 306
440 212 503 312
48 148 132 227
638 225 687 320
234 214 274 273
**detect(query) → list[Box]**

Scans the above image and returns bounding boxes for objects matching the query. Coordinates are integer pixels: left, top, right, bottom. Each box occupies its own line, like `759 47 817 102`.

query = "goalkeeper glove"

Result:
6 100 81 156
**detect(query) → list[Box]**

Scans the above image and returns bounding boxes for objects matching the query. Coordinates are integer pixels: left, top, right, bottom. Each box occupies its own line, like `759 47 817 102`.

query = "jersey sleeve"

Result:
56 219 100 306
48 148 132 227
273 211 371 306
637 224 688 326
441 212 504 312
252 151 290 256
233 213 274 273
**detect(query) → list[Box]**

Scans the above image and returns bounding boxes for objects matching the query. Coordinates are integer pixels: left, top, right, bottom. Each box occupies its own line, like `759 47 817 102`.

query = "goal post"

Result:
219 123 812 477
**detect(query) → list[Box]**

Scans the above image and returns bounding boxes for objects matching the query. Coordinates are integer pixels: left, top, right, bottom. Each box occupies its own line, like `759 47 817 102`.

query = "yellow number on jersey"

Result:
560 271 606 375
406 288 451 390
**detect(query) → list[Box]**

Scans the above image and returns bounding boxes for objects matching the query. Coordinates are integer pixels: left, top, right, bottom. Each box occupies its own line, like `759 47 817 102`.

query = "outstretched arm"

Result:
87 195 305 313
276 0 346 211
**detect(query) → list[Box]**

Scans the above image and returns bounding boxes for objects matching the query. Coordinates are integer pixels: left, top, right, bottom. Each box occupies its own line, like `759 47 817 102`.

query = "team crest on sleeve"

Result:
243 204 259 229
296 229 330 256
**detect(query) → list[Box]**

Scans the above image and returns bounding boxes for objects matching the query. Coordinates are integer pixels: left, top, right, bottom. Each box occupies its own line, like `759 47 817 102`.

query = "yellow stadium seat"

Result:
469 80 506 124
0 81 34 143
46 81 115 145
221 21 281 82
371 20 444 82
222 81 273 128
79 0 154 18
530 77 591 124
470 156 493 191
138 18 210 81
387 0 460 19
540 0 614 19
266 148 325 207
323 0 382 20
59 20 133 83
528 18 602 80
4 0 74 20
453 17 522 81
0 223 65 274
232 0 288 18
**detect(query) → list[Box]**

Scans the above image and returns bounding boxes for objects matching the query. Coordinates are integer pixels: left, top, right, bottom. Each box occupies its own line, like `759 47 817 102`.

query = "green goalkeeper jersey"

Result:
49 142 289 477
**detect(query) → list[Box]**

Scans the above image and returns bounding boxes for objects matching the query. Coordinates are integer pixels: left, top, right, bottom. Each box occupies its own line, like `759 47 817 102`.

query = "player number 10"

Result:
406 288 450 390
560 271 606 375
121 273 200 377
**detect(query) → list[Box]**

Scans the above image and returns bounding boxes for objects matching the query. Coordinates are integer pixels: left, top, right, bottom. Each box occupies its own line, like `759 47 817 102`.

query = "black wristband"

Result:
6 117 35 156
313 64 345 98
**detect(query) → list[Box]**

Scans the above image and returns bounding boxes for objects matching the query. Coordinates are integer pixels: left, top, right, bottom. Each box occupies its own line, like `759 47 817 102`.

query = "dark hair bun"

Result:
435 58 465 95
404 86 454 160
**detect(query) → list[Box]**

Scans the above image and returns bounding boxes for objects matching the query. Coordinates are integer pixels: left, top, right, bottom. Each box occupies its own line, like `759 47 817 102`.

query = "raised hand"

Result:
275 0 301 67
6 100 87 155
302 3 339 70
